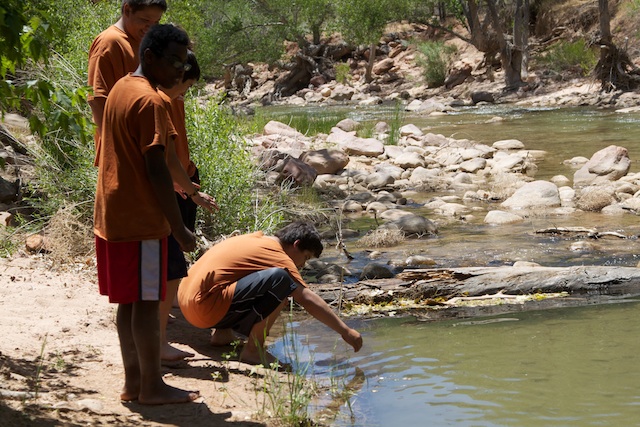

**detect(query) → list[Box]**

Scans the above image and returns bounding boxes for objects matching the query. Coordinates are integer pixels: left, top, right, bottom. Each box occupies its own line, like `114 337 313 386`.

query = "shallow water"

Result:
273 299 640 426
262 105 640 425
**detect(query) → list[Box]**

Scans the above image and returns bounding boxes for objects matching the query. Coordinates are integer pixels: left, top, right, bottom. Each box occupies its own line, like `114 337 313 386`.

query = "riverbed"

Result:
263 105 640 425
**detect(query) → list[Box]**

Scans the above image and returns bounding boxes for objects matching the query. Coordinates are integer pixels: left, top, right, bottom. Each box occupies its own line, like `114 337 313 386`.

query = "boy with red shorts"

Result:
94 24 198 405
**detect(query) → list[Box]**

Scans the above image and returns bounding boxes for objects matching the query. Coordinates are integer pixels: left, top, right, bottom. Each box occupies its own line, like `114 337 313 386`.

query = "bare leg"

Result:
117 303 140 401
239 299 287 366
160 279 194 362
131 300 199 405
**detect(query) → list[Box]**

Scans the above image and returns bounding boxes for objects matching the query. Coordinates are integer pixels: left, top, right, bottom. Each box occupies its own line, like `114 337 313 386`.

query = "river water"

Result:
262 105 640 425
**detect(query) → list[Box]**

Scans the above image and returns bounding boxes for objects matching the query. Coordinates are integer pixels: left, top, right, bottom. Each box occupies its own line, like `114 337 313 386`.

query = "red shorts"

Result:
95 236 168 304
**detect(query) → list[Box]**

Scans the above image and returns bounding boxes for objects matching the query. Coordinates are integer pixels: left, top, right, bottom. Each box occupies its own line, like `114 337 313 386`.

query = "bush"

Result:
416 41 457 87
186 97 285 238
538 39 597 76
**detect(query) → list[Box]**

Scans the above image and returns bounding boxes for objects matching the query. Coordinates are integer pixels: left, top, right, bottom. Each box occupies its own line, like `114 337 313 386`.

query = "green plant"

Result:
33 334 48 399
335 62 351 84
538 39 598 76
386 100 405 145
256 310 316 425
416 40 457 87
186 97 266 238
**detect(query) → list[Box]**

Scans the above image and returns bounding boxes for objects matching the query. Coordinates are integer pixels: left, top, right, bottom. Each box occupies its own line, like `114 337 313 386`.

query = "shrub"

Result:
186 97 285 238
538 39 598 76
335 62 351 84
416 41 457 87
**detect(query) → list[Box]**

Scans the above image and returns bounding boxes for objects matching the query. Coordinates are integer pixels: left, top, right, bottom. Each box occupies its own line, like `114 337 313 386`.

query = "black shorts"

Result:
214 268 299 336
167 170 200 281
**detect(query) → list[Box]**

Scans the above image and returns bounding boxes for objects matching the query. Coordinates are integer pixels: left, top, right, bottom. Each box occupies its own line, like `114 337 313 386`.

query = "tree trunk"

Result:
514 0 530 80
364 43 376 83
486 0 524 90
594 0 640 90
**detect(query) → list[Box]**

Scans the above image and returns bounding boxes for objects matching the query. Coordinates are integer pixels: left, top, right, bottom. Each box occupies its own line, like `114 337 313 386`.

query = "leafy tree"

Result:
335 0 399 82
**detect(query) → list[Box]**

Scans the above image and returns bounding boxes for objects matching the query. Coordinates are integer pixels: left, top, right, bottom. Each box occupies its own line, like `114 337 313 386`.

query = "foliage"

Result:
166 0 336 77
186 96 281 238
538 39 598 76
335 62 351 84
416 40 457 87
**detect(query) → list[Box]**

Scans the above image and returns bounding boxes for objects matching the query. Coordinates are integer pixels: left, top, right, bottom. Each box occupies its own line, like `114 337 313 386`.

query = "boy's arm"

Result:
165 137 219 213
291 286 363 352
88 97 106 138
144 145 196 252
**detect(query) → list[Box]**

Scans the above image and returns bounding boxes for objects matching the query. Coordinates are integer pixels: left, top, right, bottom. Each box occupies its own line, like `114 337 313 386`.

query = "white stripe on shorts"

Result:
140 239 162 301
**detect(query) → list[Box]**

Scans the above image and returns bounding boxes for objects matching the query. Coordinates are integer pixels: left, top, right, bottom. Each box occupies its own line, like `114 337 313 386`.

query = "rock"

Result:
0 176 17 203
300 148 349 174
399 124 423 137
484 210 524 224
501 180 561 209
444 61 472 89
280 157 318 186
405 255 437 266
576 186 616 212
340 137 385 157
393 152 425 168
573 145 631 188
360 262 395 280
471 91 495 104
493 139 526 150
26 234 50 253
373 58 395 75
335 118 360 132
263 120 305 138
384 213 437 235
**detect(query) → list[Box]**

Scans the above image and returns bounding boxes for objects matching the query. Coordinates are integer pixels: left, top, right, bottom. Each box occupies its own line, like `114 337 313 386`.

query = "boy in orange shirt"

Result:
158 51 219 362
178 222 363 366
88 0 167 166
94 24 198 404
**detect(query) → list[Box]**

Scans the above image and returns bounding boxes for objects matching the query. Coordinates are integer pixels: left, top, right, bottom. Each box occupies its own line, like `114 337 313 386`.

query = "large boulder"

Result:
573 145 631 187
300 149 349 174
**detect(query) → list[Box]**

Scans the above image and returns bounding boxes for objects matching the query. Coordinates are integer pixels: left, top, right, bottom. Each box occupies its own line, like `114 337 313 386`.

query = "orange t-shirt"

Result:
158 91 195 176
88 25 140 166
178 232 308 328
93 74 177 242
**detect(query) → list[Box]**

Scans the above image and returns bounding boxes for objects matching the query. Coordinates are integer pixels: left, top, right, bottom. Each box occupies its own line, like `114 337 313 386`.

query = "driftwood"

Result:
534 226 631 239
309 266 640 320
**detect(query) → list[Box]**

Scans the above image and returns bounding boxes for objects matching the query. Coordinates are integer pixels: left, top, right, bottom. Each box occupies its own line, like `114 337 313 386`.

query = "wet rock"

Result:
383 213 437 235
501 180 561 209
360 262 395 280
484 210 524 224
573 145 631 188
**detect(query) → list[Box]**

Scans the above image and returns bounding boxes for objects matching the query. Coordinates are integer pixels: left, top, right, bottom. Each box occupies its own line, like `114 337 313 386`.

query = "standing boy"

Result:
158 51 219 362
94 24 198 404
88 0 167 165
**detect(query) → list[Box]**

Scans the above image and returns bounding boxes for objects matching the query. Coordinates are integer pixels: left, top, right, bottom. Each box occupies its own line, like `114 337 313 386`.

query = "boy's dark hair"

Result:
122 0 168 13
184 50 201 82
140 24 190 59
275 222 323 258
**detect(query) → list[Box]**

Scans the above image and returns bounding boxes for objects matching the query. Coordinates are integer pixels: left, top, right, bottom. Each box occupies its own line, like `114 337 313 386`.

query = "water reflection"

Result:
273 300 640 426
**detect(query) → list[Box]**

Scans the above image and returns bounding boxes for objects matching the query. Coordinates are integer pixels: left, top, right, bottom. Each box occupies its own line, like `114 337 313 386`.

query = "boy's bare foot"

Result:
120 379 140 402
210 328 244 346
161 343 194 362
138 383 200 405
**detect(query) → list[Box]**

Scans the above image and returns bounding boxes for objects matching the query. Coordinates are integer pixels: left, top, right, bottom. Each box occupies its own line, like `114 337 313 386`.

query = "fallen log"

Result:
309 265 640 319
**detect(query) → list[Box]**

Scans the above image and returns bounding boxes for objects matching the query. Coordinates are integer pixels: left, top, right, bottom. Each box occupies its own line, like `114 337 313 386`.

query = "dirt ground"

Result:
0 253 293 427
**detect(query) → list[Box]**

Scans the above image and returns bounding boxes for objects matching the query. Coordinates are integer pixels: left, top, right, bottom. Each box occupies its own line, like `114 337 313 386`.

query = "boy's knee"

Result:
262 267 292 284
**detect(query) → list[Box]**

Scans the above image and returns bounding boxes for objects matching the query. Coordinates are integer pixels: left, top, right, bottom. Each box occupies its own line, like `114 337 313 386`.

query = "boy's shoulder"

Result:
90 25 132 52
